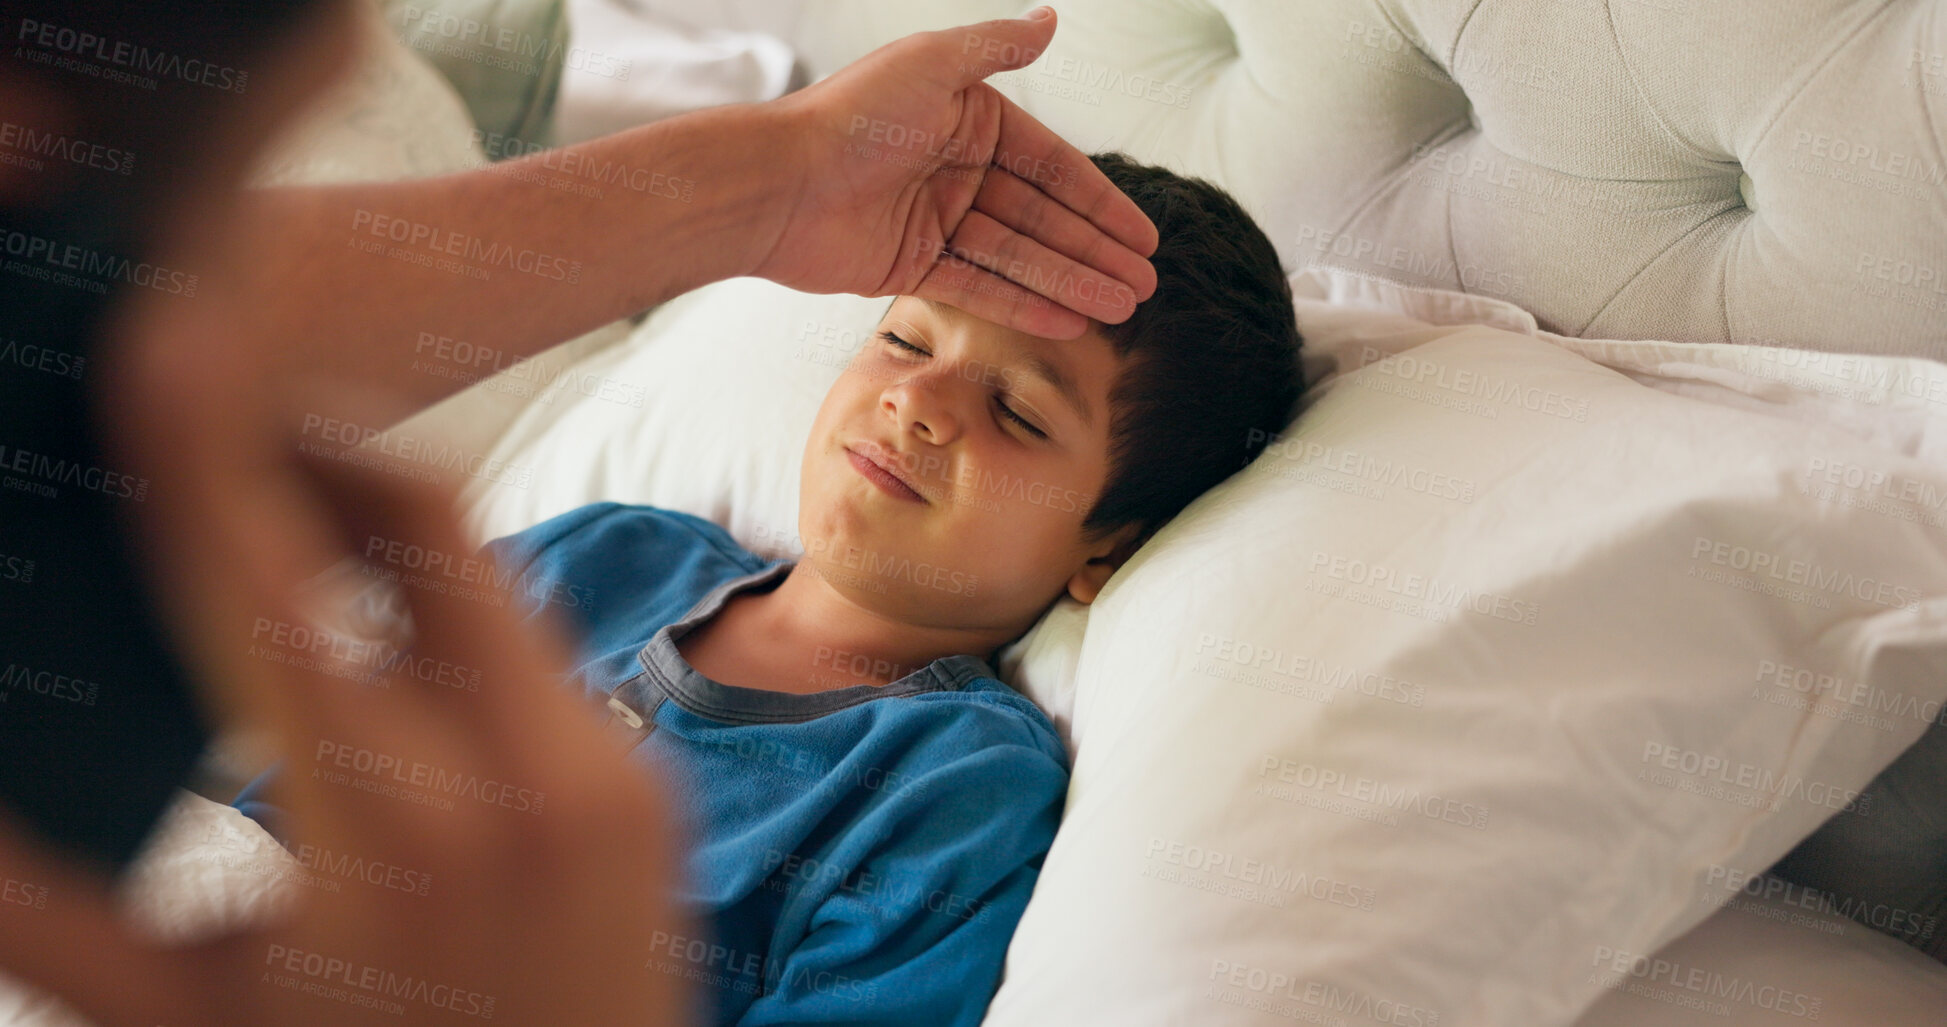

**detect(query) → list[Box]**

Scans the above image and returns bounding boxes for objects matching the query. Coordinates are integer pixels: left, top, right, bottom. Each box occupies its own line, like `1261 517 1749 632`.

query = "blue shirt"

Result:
236 502 1070 1026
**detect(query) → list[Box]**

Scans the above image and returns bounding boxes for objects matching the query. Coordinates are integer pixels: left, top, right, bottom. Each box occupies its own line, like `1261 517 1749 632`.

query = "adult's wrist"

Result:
720 92 812 285
607 98 808 295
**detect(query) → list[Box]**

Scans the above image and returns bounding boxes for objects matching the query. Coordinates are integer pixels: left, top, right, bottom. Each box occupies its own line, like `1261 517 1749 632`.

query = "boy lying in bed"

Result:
234 152 1301 1025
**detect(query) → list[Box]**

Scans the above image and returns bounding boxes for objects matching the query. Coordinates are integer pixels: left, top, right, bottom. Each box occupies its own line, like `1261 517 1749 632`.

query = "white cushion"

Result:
250 0 483 186
457 278 878 557
1574 876 1947 1026
975 270 1947 1026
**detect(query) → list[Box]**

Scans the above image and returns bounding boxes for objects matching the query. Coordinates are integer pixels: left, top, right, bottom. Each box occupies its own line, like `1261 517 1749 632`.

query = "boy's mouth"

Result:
845 443 928 504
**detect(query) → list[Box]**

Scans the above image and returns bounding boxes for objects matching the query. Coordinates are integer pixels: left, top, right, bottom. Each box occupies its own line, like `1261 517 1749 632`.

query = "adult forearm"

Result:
241 101 790 415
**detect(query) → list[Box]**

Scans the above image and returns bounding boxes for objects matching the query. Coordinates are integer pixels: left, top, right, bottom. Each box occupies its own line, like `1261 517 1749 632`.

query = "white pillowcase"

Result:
457 277 877 557
980 273 1947 1026
1573 879 1947 1027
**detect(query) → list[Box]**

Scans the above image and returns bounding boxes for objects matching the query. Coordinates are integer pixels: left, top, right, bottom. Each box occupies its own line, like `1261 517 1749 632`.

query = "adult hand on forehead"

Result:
747 7 1160 339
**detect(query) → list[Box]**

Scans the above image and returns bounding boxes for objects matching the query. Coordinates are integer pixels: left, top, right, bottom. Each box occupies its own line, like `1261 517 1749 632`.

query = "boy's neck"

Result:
678 562 1018 693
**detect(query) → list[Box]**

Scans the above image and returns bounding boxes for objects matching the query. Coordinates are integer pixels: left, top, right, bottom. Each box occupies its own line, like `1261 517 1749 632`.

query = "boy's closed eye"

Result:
875 329 1049 440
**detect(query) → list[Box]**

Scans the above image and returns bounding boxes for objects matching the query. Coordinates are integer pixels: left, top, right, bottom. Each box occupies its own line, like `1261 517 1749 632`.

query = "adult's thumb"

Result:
937 7 1057 90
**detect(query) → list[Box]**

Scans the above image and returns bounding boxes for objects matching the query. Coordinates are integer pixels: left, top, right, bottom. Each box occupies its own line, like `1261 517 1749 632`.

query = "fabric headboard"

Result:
661 0 1947 357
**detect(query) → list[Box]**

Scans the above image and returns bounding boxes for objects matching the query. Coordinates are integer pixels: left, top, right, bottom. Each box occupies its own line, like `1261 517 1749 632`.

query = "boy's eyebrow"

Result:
918 298 1096 429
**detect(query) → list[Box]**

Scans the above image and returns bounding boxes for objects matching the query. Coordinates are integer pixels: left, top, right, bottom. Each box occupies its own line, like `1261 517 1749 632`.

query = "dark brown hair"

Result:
1080 151 1304 545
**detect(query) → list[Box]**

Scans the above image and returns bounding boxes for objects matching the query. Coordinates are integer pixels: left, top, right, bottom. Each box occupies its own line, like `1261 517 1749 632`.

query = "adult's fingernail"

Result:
1025 6 1054 21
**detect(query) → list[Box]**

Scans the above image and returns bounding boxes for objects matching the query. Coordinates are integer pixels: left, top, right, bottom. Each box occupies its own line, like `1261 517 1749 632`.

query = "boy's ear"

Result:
1065 522 1148 606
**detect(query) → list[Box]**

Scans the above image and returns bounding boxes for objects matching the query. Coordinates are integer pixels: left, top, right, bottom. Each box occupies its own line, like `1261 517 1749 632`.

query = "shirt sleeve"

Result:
737 737 1069 1027
476 501 626 629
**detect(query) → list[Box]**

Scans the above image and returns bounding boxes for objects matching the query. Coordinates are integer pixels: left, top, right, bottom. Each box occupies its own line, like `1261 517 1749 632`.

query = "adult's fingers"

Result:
972 166 1158 311
925 8 1058 93
947 208 1139 324
913 246 1089 340
284 444 590 796
990 89 1159 259
0 802 208 1027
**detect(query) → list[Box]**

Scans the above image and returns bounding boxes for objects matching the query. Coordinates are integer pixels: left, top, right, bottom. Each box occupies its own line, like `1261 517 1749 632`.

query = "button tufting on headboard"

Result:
771 0 1946 357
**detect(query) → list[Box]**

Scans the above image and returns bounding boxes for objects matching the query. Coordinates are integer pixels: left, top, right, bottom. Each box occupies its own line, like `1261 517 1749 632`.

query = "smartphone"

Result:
0 219 212 874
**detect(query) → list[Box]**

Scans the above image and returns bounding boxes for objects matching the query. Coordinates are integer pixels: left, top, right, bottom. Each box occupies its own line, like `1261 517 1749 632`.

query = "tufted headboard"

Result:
648 0 1947 356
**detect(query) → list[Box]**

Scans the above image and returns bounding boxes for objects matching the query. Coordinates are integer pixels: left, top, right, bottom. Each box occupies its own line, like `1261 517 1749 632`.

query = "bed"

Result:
5 1 1945 1024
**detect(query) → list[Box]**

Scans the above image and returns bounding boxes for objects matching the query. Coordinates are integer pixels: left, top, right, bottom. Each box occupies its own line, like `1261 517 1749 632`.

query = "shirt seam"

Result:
645 644 990 725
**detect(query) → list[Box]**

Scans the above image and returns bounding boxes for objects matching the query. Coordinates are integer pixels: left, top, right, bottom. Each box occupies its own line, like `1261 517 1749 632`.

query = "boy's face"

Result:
798 296 1142 636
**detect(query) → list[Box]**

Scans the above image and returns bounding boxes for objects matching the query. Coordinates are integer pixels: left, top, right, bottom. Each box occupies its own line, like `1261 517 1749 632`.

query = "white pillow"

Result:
1574 877 1947 1027
977 275 1947 1026
460 277 871 557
